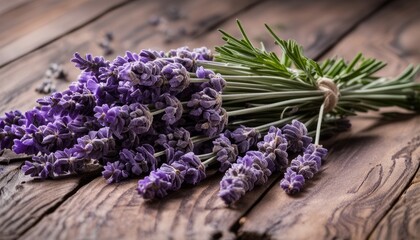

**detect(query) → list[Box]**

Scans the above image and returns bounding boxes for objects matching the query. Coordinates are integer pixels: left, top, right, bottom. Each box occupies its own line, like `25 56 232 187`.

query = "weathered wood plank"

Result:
0 0 30 16
0 0 261 239
370 168 420 240
0 0 131 67
0 161 97 240
15 0 389 239
238 0 420 239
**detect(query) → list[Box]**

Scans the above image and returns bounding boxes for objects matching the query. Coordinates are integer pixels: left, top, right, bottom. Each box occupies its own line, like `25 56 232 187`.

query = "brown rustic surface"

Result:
0 0 419 239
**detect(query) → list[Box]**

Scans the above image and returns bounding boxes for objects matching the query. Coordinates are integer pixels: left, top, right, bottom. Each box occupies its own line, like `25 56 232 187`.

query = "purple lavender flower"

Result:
94 103 152 138
218 150 271 204
170 151 206 185
154 94 183 125
137 151 205 199
302 143 328 169
226 126 260 154
22 153 56 179
195 108 228 137
119 145 157 176
102 161 128 184
280 168 305 194
73 127 116 159
139 49 165 63
155 127 193 161
0 110 26 149
195 67 226 92
13 124 44 155
187 87 222 117
137 164 176 199
282 120 312 153
53 148 85 175
237 151 271 185
162 63 190 94
257 126 288 172
289 155 318 179
212 134 238 172
218 163 257 205
25 109 47 127
196 66 214 79
280 144 328 194
71 52 108 75
193 47 213 61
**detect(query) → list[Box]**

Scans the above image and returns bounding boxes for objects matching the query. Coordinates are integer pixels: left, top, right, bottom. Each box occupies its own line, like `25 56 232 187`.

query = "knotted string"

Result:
317 77 339 112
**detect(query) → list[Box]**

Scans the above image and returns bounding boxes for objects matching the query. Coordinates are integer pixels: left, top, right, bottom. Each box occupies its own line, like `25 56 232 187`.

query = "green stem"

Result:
315 104 325 145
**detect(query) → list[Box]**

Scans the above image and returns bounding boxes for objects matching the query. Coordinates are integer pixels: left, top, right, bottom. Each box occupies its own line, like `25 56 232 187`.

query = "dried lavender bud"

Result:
94 103 152 138
289 155 318 179
162 63 190 94
40 119 74 153
218 150 271 204
303 143 328 169
195 108 228 137
282 120 312 153
0 110 26 149
99 32 114 56
193 47 213 61
226 126 260 154
13 124 45 155
195 67 226 92
155 127 193 159
257 126 288 172
53 148 85 175
102 161 128 184
73 127 116 160
139 49 165 63
170 151 206 185
118 145 157 177
212 134 238 172
25 109 47 127
218 163 257 205
154 94 183 125
237 151 271 185
48 63 67 80
71 53 109 75
137 163 176 199
35 78 56 94
137 151 205 199
280 144 328 194
118 62 150 86
22 153 56 179
187 87 222 117
280 168 305 194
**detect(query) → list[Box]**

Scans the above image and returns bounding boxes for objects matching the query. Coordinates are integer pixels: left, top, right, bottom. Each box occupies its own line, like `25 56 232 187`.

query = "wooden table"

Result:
0 0 419 239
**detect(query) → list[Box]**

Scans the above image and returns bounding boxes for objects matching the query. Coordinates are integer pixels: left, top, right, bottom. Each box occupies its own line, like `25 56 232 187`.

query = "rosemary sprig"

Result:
197 20 419 136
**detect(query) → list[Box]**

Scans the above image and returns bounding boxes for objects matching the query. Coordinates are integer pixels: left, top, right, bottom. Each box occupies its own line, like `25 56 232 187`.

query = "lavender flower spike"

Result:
280 168 305 195
282 120 312 153
213 134 238 172
218 151 271 205
138 151 205 199
257 126 288 172
280 143 328 194
226 126 260 154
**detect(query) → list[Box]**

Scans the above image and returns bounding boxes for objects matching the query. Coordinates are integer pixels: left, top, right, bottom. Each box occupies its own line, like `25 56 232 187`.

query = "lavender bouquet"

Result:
1 21 418 205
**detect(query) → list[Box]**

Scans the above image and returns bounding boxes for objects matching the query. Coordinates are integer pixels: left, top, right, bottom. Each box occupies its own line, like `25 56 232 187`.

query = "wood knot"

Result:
317 77 339 112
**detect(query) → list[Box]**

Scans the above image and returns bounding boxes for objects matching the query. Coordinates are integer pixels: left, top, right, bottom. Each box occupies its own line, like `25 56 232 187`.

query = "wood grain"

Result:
238 0 420 239
0 161 96 240
0 0 261 239
0 0 131 67
0 0 30 16
12 0 391 239
370 169 420 240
